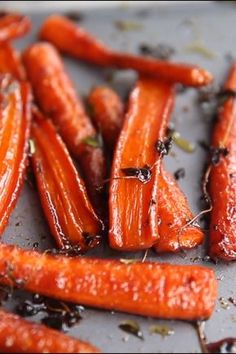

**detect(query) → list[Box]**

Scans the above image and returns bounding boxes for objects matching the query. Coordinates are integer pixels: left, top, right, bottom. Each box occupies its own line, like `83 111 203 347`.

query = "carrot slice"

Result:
0 244 217 320
39 15 213 87
0 309 99 353
109 78 174 250
209 63 236 261
31 109 102 252
23 42 106 211
0 13 31 42
88 86 124 150
0 42 25 80
0 75 31 235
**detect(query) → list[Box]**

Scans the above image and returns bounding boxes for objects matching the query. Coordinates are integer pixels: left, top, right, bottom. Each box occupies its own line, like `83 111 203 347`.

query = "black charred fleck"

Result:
121 165 152 183
83 233 102 248
210 147 229 165
155 137 172 156
174 168 185 180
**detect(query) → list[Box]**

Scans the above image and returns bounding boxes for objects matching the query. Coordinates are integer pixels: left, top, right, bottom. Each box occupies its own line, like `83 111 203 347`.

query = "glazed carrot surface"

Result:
0 244 217 320
0 42 25 80
209 63 236 261
88 86 124 150
31 109 101 251
0 13 31 42
39 15 213 87
0 75 31 235
109 78 174 251
0 309 99 353
23 42 106 210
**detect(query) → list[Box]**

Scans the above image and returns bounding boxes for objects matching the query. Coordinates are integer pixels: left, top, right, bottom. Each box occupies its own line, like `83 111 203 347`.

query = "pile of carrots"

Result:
0 12 235 353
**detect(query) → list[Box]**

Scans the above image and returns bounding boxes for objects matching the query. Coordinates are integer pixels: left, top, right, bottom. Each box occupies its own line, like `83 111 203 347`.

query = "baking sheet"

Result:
1 1 236 353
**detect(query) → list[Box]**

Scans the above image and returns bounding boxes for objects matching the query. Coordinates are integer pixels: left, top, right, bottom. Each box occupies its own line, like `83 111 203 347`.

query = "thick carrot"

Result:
0 309 99 353
31 109 102 252
0 244 217 320
0 13 31 42
0 42 25 80
88 86 124 150
22 42 106 211
154 167 204 252
0 75 31 235
39 15 213 87
109 78 174 251
209 63 236 261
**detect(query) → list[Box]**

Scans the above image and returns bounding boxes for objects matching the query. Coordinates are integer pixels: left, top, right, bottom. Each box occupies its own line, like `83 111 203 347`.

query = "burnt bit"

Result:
207 338 236 353
64 12 85 22
139 43 176 60
210 147 229 165
198 140 210 151
83 232 102 248
119 320 144 340
228 297 236 306
121 165 152 184
174 168 185 180
155 137 172 156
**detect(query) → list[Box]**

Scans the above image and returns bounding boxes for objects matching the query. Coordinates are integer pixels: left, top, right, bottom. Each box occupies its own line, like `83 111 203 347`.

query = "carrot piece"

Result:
0 42 25 80
88 86 124 150
39 15 213 87
209 63 236 261
0 13 31 42
22 42 106 211
0 309 99 353
31 109 102 251
0 75 31 235
154 167 204 252
0 244 217 320
109 78 174 251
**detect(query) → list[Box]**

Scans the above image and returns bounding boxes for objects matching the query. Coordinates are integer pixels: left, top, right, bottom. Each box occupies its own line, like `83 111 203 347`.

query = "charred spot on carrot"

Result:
155 137 172 156
121 165 152 183
210 147 229 165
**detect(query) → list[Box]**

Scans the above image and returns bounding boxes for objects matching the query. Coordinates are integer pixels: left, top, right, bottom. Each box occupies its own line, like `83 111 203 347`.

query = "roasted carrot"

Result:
0 13 31 42
31 108 102 252
88 86 124 150
0 244 217 320
0 75 31 235
0 309 99 353
23 42 106 211
39 15 213 87
154 167 204 252
0 42 25 80
209 63 236 261
109 78 174 251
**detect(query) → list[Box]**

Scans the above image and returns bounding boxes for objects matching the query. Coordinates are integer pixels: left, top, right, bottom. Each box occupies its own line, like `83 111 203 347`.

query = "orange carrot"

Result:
0 13 31 42
0 42 25 80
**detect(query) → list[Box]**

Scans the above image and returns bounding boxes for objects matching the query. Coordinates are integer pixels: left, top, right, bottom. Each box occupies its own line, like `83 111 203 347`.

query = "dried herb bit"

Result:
115 20 143 31
185 41 216 59
64 12 84 22
120 259 138 265
228 297 236 306
219 297 230 310
174 168 185 180
171 131 196 153
207 338 236 354
119 320 144 340
83 134 103 149
149 324 174 337
139 43 176 60
210 147 229 165
198 140 210 151
155 137 172 156
121 165 152 184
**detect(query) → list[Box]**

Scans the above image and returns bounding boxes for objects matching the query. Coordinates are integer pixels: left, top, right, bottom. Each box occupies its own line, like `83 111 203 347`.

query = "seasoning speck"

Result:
115 21 143 31
139 43 175 60
174 168 185 180
219 297 230 310
119 320 144 340
83 134 103 149
120 259 138 265
149 324 174 337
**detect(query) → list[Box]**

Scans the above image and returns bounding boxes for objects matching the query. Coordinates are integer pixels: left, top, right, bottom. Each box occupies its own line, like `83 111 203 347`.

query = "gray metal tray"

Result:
1 1 236 353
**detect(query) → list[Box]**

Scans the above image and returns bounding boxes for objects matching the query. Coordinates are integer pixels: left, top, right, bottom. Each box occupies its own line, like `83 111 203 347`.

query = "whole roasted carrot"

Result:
23 42 106 210
0 13 31 42
0 309 99 353
88 86 124 150
0 244 217 320
0 42 25 80
31 109 102 252
154 167 204 252
0 75 31 235
109 78 174 251
39 15 212 87
209 63 236 261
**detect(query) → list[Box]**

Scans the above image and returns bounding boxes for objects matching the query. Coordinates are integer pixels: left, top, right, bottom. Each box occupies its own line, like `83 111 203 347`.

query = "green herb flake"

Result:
119 320 144 340
149 324 174 337
84 134 103 149
115 20 143 31
185 41 216 59
29 139 36 155
171 131 196 153
120 259 138 265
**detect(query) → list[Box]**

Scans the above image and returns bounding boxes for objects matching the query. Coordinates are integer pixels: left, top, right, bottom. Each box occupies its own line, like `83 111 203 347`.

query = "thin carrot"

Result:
0 244 217 320
209 63 236 261
0 42 25 80
0 308 99 353
39 15 213 87
31 108 102 252
23 42 106 211
0 12 31 42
